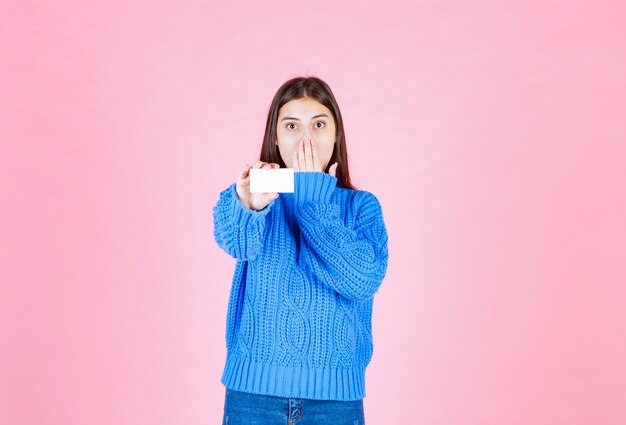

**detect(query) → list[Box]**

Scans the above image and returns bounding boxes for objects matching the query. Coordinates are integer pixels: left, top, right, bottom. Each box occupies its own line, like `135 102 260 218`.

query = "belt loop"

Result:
288 398 303 423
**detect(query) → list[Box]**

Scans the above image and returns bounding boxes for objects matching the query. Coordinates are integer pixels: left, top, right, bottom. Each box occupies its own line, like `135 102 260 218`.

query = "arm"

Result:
212 182 276 261
294 172 389 301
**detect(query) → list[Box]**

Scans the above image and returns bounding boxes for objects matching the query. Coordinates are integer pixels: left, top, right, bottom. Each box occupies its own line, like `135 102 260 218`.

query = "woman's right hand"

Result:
236 161 281 211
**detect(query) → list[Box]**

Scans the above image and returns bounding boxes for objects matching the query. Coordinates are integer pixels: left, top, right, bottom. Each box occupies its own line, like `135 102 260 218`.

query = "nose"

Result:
301 124 314 140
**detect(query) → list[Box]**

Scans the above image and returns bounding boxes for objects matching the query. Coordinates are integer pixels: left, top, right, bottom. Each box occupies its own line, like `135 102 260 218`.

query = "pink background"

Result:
2 1 625 424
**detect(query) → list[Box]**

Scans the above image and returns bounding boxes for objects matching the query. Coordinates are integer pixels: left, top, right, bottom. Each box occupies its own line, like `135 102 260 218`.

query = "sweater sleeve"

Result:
294 172 389 301
212 182 276 261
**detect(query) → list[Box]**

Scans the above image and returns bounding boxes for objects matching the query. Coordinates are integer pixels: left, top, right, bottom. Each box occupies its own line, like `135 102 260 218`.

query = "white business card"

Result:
249 168 294 193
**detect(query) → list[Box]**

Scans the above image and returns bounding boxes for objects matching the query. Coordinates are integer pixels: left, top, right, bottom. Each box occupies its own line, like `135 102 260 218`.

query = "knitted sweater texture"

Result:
212 171 389 401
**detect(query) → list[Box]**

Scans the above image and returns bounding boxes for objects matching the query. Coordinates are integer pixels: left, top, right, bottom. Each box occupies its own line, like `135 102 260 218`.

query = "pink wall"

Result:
2 1 625 424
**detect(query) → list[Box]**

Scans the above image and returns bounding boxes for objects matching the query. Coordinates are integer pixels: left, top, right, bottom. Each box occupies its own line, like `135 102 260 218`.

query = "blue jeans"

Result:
222 387 366 425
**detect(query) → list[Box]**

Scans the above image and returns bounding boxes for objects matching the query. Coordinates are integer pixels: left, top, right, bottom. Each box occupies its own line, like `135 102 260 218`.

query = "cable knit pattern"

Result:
212 183 275 261
212 171 389 401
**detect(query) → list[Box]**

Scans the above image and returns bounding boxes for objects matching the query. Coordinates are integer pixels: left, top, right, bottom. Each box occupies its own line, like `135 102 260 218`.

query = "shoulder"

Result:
352 189 383 210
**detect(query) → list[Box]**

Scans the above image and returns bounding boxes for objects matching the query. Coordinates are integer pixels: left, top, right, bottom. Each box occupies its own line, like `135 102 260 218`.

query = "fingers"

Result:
302 138 314 171
301 139 308 169
304 139 314 170
251 161 280 170
311 139 320 171
240 161 283 193
240 163 251 176
296 141 304 171
294 139 320 171
295 139 312 171
243 161 271 184
239 163 252 185
251 160 273 170
240 161 282 193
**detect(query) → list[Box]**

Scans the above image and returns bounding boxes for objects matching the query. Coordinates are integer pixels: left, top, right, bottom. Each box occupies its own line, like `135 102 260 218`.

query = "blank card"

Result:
249 168 294 193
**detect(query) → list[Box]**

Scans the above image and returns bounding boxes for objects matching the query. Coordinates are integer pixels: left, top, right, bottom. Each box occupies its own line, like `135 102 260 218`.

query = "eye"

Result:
315 121 326 129
286 123 297 130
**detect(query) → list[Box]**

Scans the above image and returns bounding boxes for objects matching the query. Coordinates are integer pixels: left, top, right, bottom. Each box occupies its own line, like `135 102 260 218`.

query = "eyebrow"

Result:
280 113 329 121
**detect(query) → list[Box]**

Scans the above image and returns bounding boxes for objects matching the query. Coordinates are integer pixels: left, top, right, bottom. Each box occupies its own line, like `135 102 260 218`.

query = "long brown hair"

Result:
259 76 357 190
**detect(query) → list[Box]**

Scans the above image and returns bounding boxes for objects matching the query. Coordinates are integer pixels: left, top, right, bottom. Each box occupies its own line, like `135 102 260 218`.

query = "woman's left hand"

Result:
292 138 338 177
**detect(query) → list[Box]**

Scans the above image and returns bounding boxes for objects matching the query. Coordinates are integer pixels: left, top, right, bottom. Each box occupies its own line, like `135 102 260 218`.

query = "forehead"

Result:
278 97 332 118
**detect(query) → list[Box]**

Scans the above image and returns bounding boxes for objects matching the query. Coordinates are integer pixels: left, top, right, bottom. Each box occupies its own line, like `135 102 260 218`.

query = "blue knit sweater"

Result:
212 171 389 401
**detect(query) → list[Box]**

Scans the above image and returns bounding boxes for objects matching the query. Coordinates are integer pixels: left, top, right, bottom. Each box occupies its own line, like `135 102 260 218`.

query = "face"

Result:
275 97 336 170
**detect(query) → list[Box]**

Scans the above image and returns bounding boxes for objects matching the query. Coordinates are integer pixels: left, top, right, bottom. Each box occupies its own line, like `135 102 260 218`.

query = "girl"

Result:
213 76 389 425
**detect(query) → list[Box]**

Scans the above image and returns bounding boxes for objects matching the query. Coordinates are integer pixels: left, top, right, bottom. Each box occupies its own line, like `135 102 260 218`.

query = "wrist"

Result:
294 171 337 206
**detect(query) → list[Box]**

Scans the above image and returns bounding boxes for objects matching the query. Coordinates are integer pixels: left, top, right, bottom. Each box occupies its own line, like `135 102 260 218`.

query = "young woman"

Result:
212 76 389 425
